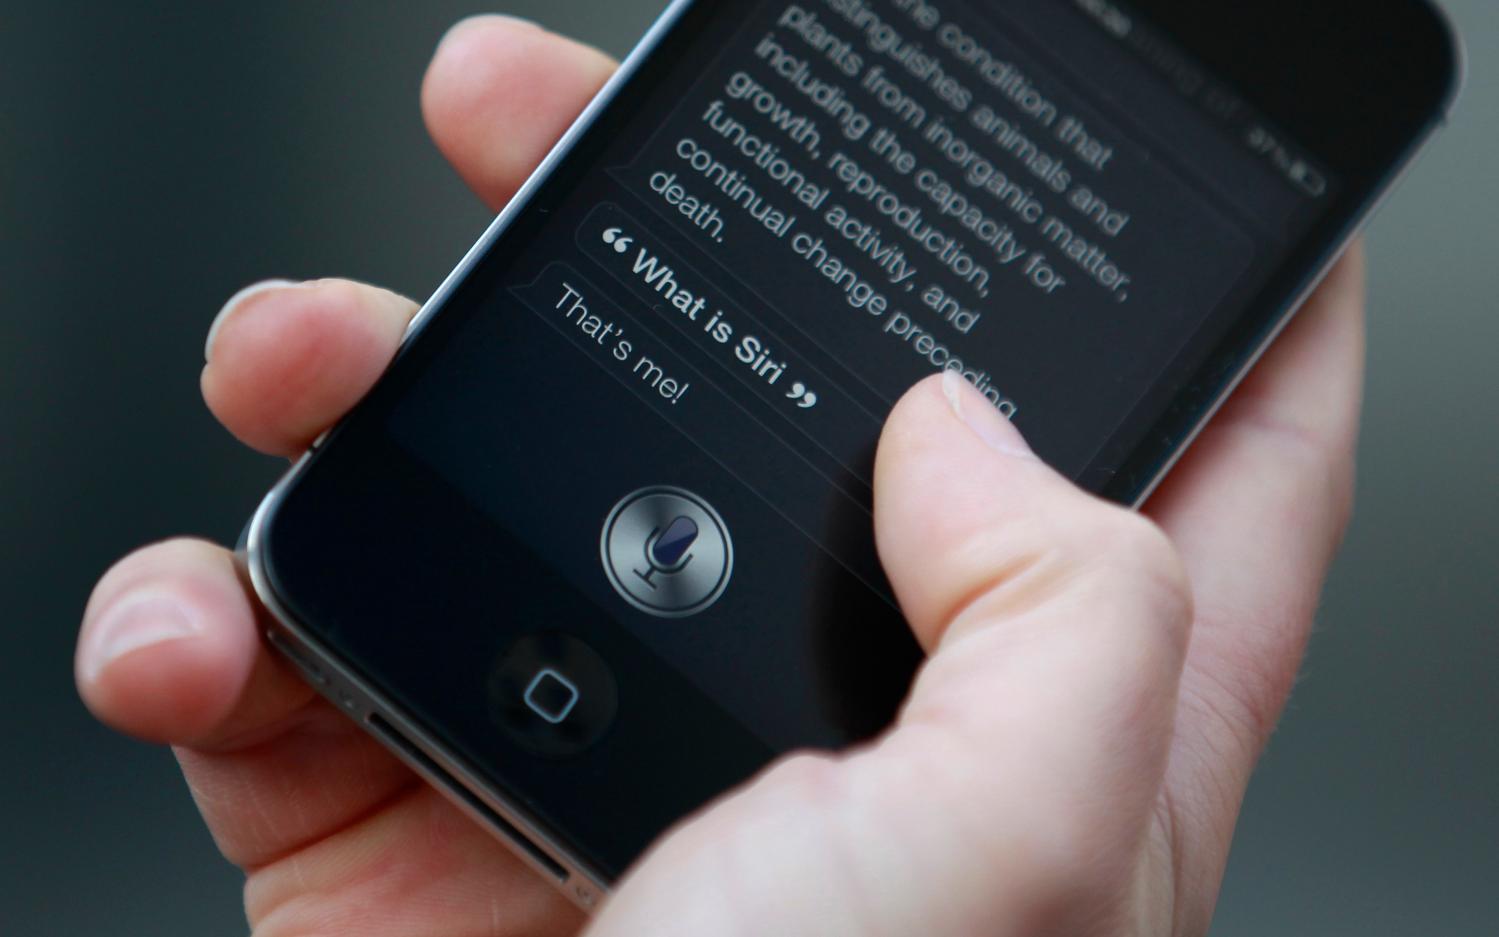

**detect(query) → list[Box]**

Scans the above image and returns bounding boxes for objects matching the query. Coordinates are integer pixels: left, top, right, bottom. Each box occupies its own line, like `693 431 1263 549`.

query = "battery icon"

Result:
1288 160 1328 198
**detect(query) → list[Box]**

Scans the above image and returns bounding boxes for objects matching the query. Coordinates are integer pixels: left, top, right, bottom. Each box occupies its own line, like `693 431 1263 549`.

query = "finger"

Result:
1154 247 1364 763
79 540 576 929
201 278 417 456
874 371 1191 929
422 15 617 211
78 538 312 746
246 786 583 937
592 373 1193 935
77 539 412 869
1143 245 1366 926
204 19 623 459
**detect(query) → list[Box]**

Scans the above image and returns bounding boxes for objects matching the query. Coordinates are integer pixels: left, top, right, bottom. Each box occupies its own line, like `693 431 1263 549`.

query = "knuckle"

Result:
1064 509 1194 666
935 514 1072 625
1088 510 1192 618
934 501 1192 653
760 752 848 811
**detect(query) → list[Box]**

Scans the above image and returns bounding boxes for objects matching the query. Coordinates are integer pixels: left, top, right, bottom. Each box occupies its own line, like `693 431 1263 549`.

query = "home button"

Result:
488 632 617 758
523 668 580 724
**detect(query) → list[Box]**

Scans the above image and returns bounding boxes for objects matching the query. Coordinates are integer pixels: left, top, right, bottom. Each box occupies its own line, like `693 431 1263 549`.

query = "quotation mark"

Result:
602 227 634 254
786 382 818 410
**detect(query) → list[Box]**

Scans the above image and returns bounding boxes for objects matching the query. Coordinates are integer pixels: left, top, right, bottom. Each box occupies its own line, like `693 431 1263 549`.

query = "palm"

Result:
78 17 1362 937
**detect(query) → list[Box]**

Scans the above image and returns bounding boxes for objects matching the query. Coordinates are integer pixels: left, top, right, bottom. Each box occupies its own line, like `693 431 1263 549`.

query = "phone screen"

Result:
368 0 1340 753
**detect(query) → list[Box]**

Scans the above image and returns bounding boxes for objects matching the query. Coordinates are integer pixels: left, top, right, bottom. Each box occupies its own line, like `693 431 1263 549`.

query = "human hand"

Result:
76 16 1364 936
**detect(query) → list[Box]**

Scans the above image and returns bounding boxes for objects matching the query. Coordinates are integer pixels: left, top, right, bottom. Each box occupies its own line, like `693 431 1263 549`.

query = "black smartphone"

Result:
242 0 1460 910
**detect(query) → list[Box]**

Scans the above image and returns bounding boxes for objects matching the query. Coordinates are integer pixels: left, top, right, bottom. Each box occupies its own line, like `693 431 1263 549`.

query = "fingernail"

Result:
941 368 1034 458
205 279 299 363
81 591 204 684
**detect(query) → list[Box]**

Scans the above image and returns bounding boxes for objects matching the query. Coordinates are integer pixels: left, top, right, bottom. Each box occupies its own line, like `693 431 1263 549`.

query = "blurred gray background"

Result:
2 2 1493 934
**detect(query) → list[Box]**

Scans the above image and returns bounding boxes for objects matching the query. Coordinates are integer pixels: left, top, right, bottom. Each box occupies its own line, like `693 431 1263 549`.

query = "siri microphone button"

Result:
601 487 733 618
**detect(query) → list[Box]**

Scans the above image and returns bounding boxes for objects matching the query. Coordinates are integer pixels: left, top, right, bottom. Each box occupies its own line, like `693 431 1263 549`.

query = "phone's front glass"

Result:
264 0 1455 878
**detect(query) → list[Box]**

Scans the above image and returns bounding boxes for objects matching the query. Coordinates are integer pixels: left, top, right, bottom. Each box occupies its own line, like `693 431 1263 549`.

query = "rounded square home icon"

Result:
523 668 581 724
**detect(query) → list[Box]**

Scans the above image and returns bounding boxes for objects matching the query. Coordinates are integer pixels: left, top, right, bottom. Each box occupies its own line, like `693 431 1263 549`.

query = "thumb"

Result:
873 371 1194 927
590 373 1192 936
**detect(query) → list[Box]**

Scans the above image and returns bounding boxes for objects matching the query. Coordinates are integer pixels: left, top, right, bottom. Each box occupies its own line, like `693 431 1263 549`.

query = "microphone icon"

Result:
634 515 699 589
602 487 732 617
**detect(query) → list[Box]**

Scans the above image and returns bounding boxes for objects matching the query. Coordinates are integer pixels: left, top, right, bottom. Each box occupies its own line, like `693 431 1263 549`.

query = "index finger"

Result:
422 15 617 210
1144 243 1366 926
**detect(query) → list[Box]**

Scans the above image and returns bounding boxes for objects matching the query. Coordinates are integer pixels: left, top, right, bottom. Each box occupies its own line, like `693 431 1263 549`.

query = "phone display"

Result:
247 0 1459 905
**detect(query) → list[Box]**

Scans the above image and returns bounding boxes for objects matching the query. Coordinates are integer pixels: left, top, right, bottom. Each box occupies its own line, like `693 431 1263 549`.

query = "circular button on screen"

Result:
488 632 618 758
601 487 733 618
